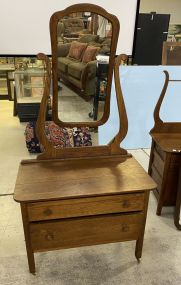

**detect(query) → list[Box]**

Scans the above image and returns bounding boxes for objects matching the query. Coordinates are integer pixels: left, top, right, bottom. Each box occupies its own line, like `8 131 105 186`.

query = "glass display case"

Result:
14 67 51 122
0 56 44 101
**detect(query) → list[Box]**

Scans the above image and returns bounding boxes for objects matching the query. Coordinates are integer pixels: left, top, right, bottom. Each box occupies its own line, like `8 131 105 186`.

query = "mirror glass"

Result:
133 0 181 65
56 12 112 122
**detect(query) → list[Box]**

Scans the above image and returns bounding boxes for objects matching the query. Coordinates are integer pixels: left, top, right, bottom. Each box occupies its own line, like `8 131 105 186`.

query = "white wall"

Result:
0 0 137 55
140 0 181 24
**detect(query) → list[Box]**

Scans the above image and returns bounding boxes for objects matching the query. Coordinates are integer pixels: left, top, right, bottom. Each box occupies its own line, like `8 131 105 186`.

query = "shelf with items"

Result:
0 76 8 96
0 64 15 100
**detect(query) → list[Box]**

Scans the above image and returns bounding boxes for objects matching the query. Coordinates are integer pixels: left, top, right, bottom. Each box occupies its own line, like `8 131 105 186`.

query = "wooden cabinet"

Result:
14 156 156 273
148 70 181 228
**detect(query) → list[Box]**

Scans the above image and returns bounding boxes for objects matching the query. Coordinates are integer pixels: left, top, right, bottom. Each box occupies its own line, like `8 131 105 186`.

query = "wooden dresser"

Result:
14 156 156 273
148 70 181 229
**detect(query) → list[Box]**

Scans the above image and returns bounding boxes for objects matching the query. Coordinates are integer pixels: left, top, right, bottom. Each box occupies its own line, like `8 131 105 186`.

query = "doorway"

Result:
133 13 170 65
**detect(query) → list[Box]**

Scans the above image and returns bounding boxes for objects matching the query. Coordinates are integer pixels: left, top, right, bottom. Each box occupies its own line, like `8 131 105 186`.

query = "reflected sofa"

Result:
57 17 89 42
57 34 111 99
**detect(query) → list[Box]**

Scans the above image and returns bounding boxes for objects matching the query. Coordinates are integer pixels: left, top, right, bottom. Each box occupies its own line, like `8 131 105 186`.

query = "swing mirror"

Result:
50 4 119 127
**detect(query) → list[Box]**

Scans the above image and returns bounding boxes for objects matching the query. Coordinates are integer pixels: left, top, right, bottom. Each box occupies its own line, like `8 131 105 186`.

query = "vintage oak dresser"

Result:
14 4 156 273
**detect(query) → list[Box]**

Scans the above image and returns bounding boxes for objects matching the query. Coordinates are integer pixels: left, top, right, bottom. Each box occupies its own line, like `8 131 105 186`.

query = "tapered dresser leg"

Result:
148 140 155 176
135 236 143 261
20 203 36 274
135 191 150 261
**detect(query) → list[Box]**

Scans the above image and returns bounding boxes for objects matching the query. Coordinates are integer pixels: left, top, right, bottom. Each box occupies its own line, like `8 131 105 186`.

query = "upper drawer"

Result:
155 143 166 160
27 193 145 221
152 149 164 177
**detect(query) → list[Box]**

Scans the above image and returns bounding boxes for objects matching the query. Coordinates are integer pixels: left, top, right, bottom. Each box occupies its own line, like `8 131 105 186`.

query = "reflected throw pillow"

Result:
68 41 87 61
82 46 100 63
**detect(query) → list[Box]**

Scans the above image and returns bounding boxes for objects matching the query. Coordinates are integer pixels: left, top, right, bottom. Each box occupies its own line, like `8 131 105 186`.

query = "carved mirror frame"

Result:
36 4 130 160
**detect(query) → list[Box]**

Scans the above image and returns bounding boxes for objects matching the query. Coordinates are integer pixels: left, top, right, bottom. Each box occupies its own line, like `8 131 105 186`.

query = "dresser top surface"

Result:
152 133 181 153
14 156 156 202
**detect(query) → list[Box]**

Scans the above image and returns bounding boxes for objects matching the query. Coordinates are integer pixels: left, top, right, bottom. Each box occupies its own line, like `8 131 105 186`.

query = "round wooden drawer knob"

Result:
122 200 130 208
46 233 54 241
121 224 129 232
43 208 53 216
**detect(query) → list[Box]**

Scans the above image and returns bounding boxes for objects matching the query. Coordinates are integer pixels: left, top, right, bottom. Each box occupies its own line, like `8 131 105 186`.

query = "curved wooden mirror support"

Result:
50 4 120 127
36 53 130 160
150 70 181 152
150 70 181 135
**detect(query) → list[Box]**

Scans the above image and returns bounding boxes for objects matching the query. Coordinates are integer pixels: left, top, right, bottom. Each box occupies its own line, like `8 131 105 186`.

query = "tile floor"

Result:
57 81 105 123
0 100 181 284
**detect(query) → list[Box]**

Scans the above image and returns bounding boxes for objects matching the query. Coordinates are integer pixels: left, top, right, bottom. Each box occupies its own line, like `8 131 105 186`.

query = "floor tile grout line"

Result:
141 148 150 158
0 193 13 197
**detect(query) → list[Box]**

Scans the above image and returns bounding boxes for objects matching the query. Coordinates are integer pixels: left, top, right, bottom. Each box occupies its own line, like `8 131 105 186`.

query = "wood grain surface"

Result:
14 157 156 202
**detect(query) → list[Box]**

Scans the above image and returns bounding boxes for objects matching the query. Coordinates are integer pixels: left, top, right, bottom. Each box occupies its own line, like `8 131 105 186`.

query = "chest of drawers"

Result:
14 156 156 273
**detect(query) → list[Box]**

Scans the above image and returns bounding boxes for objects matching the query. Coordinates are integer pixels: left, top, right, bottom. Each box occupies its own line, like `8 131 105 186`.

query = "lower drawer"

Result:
30 212 143 251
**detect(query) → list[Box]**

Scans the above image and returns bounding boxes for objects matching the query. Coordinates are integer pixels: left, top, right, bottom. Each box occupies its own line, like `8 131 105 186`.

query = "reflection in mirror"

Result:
56 12 112 122
44 123 99 149
133 0 181 65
